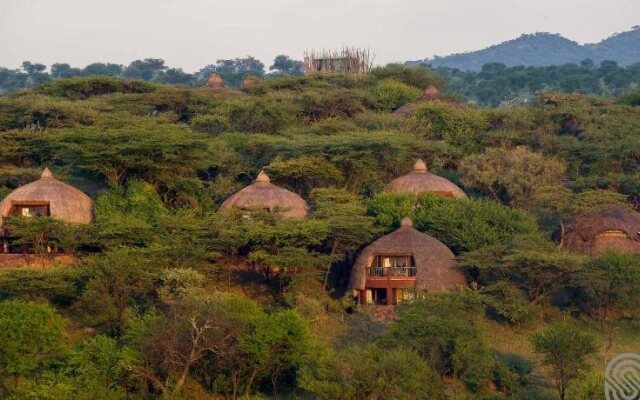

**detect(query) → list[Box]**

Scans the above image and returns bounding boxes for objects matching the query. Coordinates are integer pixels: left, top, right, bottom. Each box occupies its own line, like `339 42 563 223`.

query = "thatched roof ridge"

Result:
348 217 465 292
384 159 467 198
0 168 94 225
219 171 309 219
563 208 640 254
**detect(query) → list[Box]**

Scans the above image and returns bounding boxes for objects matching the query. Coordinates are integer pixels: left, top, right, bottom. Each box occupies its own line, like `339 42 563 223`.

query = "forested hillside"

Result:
1 65 640 399
437 60 640 107
419 26 640 71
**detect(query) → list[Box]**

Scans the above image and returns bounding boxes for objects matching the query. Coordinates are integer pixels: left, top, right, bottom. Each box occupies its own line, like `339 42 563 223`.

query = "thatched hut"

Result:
240 76 260 90
393 85 463 117
349 217 464 305
384 159 467 199
0 168 94 254
206 73 225 91
219 171 309 219
563 208 640 255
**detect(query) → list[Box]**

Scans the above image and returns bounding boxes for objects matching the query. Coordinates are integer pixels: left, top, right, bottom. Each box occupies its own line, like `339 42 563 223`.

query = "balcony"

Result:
366 266 416 278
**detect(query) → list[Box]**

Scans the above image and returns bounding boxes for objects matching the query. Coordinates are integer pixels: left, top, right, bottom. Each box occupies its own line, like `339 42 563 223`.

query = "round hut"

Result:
0 168 94 254
218 171 309 219
240 76 260 90
349 217 465 305
384 159 467 199
206 73 225 91
563 208 640 255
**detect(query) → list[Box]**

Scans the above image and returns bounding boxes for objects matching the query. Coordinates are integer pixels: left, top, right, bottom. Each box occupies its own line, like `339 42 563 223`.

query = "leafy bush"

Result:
193 96 297 133
368 193 540 253
300 344 442 399
370 79 422 111
617 88 640 106
298 88 369 121
36 76 156 100
368 63 446 88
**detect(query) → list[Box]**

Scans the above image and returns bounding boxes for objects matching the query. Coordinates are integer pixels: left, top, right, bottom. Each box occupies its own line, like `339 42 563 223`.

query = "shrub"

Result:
305 117 358 135
617 88 640 106
298 88 369 121
368 63 447 88
0 299 68 376
193 97 297 133
370 79 422 111
300 344 442 399
36 76 155 99
368 193 540 253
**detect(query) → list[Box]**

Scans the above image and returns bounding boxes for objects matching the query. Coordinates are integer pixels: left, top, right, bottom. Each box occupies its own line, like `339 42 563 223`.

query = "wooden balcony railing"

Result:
366 266 416 278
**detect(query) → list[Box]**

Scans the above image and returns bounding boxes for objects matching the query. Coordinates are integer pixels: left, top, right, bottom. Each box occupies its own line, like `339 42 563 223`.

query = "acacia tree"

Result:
310 188 378 290
459 235 585 305
0 300 68 382
574 252 640 331
532 323 596 400
460 146 566 207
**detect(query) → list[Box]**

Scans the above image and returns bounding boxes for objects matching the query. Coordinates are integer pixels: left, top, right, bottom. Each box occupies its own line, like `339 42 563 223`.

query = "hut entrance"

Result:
365 288 388 305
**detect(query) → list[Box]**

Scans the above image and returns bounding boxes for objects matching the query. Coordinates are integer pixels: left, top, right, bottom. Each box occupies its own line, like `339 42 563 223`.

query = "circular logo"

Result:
605 353 640 400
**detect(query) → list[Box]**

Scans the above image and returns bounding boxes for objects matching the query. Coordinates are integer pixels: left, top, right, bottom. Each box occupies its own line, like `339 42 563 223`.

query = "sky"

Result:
1 0 638 72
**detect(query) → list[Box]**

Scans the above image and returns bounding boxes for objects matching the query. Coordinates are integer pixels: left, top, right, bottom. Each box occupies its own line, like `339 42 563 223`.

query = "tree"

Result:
267 156 344 195
381 295 494 391
81 63 123 77
269 55 304 76
123 58 167 80
239 309 311 395
370 79 422 111
574 252 640 331
50 63 82 79
21 61 46 75
531 323 596 400
0 300 68 378
368 193 539 253
3 216 86 262
459 234 585 305
300 345 442 400
199 56 265 87
460 146 566 207
310 188 378 289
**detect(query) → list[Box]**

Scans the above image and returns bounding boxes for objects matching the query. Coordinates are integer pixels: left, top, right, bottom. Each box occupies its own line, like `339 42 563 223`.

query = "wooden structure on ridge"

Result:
304 47 373 75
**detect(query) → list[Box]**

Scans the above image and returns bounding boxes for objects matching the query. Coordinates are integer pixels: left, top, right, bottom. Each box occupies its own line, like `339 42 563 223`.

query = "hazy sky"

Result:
1 0 638 72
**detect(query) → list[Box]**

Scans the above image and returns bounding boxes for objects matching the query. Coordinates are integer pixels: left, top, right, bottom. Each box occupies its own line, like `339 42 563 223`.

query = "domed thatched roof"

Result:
349 217 465 292
563 208 640 255
206 73 225 91
384 159 467 199
219 171 309 219
0 168 94 225
240 76 260 90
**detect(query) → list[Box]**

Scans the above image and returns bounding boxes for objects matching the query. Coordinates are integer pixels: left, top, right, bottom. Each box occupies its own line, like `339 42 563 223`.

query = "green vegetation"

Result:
0 64 639 399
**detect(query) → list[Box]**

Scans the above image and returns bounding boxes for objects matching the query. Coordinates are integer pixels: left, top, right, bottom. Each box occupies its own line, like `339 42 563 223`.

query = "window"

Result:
10 202 50 218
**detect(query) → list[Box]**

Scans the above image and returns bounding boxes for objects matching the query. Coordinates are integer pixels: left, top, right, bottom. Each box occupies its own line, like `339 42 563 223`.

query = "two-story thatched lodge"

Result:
0 168 94 255
219 171 309 219
562 208 640 256
349 217 464 305
384 159 467 199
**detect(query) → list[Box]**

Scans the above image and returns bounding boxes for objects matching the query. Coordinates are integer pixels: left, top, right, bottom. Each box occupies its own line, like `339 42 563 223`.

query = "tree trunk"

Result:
323 241 338 291
244 369 258 397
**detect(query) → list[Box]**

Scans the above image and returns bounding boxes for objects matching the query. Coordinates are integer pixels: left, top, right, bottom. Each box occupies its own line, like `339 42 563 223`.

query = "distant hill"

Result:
417 27 640 71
